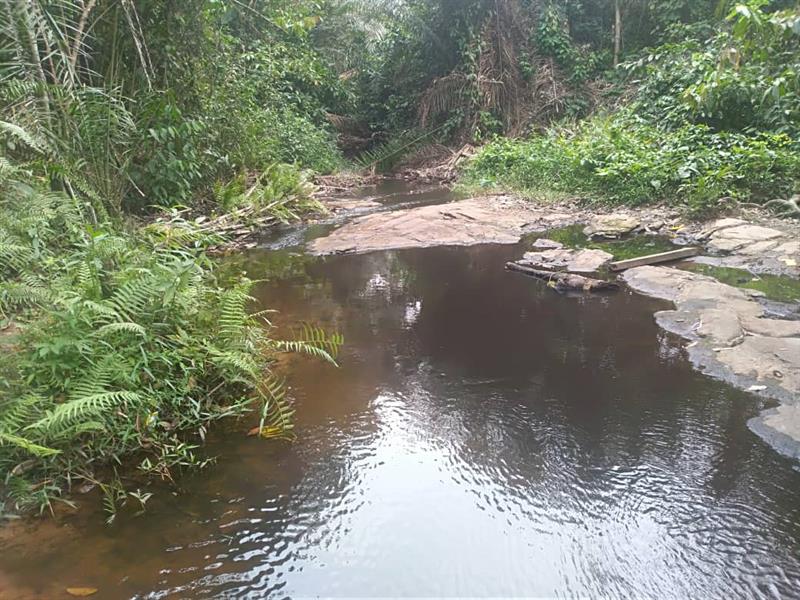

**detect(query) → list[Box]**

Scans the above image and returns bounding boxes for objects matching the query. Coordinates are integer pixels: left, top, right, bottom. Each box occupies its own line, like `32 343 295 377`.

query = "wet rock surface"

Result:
310 196 578 255
693 218 800 277
520 247 612 273
622 265 800 458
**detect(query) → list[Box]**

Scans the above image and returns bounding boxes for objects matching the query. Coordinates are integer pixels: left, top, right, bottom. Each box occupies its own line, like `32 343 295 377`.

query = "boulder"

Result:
521 248 612 273
583 214 640 239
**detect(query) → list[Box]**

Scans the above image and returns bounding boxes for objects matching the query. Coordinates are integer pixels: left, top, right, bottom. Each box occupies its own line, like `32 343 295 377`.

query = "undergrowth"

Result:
461 2 800 217
0 169 341 517
463 113 800 214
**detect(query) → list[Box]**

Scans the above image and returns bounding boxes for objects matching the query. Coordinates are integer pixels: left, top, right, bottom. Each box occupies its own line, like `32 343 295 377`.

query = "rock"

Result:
531 238 563 250
520 248 612 273
324 198 382 213
568 249 613 273
310 196 571 255
645 219 664 232
716 337 800 393
707 224 785 253
522 249 573 269
741 316 800 338
698 218 747 239
738 240 779 256
696 309 743 345
583 214 640 239
621 265 800 459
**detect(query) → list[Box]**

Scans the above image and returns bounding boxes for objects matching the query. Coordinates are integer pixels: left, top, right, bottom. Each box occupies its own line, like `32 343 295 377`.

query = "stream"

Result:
1 184 799 598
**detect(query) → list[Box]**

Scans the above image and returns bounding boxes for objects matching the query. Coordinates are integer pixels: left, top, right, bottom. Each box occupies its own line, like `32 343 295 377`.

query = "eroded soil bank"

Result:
311 190 800 458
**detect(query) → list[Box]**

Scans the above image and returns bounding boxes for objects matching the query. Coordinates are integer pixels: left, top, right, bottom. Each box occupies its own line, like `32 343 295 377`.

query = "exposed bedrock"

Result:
622 266 800 459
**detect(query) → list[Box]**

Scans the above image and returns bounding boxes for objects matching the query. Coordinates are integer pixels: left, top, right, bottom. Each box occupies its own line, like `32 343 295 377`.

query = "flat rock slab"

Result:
622 265 800 459
699 218 800 277
531 238 564 250
521 248 612 273
323 198 382 213
309 196 577 255
583 214 640 239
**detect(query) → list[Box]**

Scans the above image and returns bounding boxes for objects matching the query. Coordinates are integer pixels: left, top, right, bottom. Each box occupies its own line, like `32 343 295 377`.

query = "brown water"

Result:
2 219 800 597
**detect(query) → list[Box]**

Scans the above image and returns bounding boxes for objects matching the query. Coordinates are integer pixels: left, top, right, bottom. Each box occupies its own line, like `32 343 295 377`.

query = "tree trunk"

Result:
613 0 622 67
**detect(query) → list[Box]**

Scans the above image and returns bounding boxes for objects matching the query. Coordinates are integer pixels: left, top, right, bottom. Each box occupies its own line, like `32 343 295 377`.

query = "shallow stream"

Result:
1 185 799 598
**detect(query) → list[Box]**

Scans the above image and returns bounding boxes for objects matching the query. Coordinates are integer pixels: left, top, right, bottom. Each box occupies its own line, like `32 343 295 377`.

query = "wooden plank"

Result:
609 247 700 271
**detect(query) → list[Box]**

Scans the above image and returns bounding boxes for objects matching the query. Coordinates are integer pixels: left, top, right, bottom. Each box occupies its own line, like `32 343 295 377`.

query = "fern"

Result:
29 391 142 436
106 274 157 321
217 285 253 345
0 432 60 457
355 127 443 172
273 324 344 366
0 120 49 155
256 374 295 439
94 322 146 338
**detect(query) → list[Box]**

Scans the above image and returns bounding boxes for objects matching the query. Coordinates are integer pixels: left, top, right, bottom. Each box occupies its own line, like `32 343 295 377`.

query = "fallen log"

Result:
505 262 619 292
609 247 700 271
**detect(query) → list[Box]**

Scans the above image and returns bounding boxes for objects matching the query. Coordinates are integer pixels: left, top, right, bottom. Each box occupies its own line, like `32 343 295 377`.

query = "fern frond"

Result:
94 322 146 338
0 394 47 433
209 348 260 376
217 285 253 345
29 391 142 435
0 432 60 457
106 274 157 320
274 324 343 366
0 120 50 155
256 374 294 438
81 300 123 322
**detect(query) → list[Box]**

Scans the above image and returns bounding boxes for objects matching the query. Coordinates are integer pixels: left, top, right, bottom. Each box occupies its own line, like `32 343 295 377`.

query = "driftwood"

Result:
608 247 700 271
506 262 619 292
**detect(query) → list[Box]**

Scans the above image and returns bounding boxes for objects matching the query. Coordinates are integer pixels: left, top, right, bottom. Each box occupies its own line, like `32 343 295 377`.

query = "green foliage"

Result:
464 2 800 215
464 111 800 213
212 163 321 219
128 97 206 208
0 170 341 515
1 0 346 216
625 2 800 135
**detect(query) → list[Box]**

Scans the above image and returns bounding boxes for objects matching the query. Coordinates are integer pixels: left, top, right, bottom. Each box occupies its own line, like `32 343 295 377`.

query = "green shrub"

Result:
463 111 800 212
0 174 341 516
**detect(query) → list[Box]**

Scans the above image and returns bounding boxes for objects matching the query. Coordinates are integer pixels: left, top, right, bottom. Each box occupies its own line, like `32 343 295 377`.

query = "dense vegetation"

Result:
0 0 346 516
1 0 798 517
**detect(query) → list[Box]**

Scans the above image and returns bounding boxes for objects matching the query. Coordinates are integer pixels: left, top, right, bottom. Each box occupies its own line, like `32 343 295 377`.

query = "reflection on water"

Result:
1 243 799 599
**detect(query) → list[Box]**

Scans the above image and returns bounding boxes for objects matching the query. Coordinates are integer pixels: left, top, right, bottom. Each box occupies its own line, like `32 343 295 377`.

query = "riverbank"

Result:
308 190 800 458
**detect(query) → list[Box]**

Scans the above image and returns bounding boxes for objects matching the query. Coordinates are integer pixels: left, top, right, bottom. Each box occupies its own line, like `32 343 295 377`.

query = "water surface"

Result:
1 222 799 598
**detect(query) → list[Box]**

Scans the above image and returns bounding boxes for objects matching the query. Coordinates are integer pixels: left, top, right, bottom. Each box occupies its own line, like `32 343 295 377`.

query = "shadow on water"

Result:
1 217 800 597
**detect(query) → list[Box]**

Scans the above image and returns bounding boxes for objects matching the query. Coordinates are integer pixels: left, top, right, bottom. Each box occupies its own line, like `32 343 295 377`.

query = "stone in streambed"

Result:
621 264 800 459
531 238 563 250
583 214 640 239
707 224 785 253
521 248 612 273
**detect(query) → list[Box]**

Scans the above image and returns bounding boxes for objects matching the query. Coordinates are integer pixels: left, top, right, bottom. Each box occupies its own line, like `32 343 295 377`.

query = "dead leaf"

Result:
247 425 283 438
66 588 98 597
